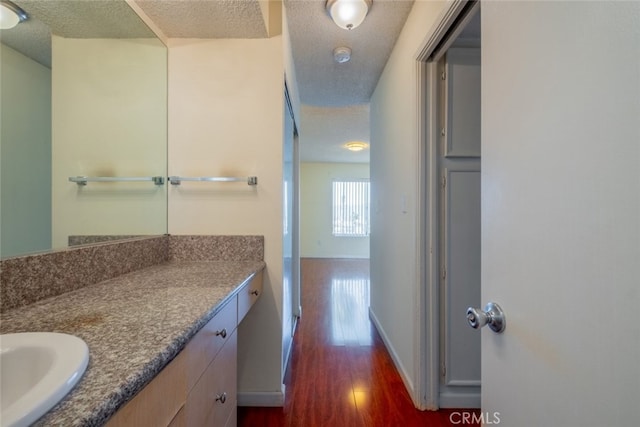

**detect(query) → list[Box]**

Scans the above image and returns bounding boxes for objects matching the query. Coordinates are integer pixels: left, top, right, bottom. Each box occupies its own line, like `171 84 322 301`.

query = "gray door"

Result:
439 47 481 408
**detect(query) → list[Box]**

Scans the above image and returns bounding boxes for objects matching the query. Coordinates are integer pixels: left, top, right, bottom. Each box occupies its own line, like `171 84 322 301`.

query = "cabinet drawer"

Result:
185 297 237 391
185 330 237 427
105 350 186 427
237 270 263 324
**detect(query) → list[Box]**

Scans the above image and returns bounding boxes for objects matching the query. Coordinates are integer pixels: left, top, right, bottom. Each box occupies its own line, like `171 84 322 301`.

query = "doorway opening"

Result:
416 0 481 410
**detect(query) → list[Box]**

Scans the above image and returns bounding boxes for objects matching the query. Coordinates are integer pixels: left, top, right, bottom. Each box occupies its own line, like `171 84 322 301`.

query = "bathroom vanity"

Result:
0 235 265 426
106 269 262 427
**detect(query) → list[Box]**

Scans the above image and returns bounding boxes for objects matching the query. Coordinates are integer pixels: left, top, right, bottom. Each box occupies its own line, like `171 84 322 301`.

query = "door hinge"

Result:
441 127 446 137
441 175 447 188
441 267 447 280
441 71 446 80
441 363 446 377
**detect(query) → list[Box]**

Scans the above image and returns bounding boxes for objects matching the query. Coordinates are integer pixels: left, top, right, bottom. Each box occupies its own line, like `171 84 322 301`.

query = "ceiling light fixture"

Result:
0 0 28 30
326 0 372 31
344 141 368 152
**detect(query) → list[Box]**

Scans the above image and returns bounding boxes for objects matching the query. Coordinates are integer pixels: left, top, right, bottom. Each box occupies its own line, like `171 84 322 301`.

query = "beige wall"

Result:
300 162 369 258
167 36 287 401
369 0 446 404
0 44 51 258
51 36 167 248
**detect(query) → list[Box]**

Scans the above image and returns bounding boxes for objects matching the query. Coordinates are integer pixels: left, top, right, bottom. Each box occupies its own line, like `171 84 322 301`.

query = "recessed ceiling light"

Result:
0 0 28 30
344 141 369 152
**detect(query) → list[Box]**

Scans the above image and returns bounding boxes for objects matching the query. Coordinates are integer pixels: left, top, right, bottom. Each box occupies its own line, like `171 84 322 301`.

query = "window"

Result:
332 180 370 237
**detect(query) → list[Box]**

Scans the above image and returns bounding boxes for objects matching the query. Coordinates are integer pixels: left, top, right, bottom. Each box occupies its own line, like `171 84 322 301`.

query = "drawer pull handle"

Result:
215 392 227 404
250 290 259 296
215 328 227 339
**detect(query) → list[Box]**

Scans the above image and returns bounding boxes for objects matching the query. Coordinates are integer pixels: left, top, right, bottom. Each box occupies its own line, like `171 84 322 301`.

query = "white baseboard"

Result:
368 308 416 404
439 392 481 408
237 384 286 407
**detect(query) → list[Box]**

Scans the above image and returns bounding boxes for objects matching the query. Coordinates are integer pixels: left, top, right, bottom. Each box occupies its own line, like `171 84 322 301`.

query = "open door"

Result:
438 46 481 408
480 2 639 424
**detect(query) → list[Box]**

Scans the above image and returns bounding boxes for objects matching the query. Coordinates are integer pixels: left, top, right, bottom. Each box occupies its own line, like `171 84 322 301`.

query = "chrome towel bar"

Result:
168 176 258 186
69 176 165 186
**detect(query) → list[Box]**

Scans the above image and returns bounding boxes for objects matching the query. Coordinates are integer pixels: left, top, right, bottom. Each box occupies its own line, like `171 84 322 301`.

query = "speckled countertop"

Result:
0 260 265 427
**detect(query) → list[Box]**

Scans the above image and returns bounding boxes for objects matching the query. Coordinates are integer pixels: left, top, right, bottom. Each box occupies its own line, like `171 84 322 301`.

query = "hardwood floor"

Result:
238 258 479 427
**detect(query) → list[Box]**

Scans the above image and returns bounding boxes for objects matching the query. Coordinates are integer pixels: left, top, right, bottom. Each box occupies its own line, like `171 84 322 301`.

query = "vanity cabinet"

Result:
106 271 262 427
103 349 187 426
184 330 237 426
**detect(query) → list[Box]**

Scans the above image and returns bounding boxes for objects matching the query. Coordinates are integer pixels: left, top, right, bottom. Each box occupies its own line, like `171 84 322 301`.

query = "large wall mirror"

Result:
1 0 167 258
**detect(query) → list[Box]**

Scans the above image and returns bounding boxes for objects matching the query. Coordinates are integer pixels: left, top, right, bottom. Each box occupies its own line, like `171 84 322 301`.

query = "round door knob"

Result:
215 328 227 339
466 302 506 333
466 307 489 329
215 392 227 404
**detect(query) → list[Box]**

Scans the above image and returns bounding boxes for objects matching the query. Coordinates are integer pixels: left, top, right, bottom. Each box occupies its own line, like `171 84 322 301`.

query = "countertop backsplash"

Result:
169 235 264 261
0 235 264 314
0 236 169 313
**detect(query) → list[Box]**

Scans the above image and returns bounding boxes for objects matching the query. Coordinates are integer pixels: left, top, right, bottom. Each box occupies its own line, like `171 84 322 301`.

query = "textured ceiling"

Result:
285 0 414 163
17 0 155 38
285 0 414 107
0 10 51 67
135 0 267 38
0 0 155 67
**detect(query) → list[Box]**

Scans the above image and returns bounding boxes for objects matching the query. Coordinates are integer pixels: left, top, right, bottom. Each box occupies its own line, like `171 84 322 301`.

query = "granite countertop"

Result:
0 260 266 427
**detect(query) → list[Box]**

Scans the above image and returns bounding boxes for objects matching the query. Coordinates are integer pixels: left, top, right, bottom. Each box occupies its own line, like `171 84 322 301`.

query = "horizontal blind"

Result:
332 180 370 237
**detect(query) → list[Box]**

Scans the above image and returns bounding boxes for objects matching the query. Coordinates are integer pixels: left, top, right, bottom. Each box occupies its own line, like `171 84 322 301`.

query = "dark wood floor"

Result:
238 258 479 427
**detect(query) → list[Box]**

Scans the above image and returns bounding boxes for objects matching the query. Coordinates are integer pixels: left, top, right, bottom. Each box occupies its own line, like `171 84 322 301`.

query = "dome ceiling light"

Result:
344 141 369 152
326 0 372 31
0 0 28 30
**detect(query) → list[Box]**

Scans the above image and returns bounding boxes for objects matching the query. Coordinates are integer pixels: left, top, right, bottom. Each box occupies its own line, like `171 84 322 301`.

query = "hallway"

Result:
238 258 479 426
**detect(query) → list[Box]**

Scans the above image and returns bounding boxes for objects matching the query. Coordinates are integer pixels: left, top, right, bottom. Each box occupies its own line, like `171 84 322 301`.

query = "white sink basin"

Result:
0 332 89 427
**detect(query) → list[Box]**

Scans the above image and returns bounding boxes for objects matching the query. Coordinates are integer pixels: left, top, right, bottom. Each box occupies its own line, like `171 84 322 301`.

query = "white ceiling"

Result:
2 0 417 164
285 0 415 164
300 104 370 163
285 0 414 108
135 0 268 38
1 0 155 67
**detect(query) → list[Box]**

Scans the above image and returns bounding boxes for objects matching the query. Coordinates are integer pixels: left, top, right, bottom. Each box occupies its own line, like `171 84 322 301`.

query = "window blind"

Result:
332 180 370 237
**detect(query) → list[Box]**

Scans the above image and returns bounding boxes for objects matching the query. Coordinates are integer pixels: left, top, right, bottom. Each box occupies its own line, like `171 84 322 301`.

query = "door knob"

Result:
466 302 506 333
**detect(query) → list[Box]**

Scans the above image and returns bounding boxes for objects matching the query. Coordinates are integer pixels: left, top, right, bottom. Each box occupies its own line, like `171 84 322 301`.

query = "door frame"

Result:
414 0 479 410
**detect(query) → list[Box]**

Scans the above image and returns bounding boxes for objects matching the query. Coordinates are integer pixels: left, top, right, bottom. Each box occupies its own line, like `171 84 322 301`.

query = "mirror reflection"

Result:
0 0 167 258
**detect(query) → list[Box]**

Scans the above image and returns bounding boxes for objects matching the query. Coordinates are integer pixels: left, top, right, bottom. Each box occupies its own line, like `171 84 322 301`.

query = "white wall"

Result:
300 162 369 258
481 2 640 425
0 44 51 258
369 0 447 403
51 37 167 248
167 36 287 402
